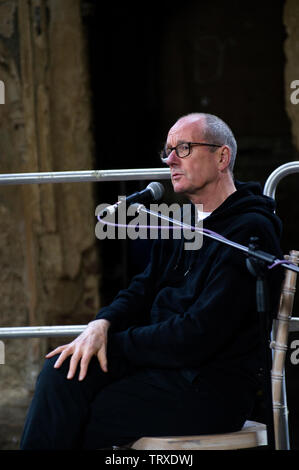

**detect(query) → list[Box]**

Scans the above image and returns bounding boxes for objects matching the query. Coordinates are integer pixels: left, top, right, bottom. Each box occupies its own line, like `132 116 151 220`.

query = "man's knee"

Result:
37 354 72 388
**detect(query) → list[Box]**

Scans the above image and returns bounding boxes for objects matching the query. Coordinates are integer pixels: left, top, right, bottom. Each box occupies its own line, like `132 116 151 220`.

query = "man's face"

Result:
165 117 221 202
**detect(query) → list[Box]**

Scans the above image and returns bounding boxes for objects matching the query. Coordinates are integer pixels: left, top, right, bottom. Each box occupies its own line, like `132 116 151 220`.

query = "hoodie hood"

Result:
171 180 283 273
204 180 282 239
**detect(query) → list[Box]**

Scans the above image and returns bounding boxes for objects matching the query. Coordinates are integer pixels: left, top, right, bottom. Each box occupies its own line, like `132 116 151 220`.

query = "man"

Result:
20 113 283 449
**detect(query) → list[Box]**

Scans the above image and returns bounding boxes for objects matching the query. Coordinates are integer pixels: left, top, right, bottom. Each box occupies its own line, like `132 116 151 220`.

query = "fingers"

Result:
45 343 75 373
45 343 104 381
45 344 68 359
44 322 109 380
77 343 108 381
97 343 108 373
53 346 74 370
67 350 82 380
78 353 92 381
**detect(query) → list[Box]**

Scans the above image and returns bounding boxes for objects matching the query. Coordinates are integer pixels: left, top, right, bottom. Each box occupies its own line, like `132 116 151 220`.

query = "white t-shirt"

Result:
196 209 212 221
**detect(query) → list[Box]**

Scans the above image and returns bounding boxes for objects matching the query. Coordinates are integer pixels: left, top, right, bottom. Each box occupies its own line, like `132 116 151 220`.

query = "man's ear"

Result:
218 145 231 171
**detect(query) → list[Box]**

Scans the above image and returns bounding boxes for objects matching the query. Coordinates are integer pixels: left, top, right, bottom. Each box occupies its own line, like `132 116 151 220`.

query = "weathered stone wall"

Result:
0 0 100 449
284 0 299 152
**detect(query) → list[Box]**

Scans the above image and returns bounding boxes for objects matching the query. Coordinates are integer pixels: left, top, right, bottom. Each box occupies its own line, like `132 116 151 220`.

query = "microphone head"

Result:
147 182 165 201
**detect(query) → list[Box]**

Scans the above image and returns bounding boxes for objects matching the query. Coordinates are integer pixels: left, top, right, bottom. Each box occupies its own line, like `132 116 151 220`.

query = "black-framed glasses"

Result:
160 142 222 162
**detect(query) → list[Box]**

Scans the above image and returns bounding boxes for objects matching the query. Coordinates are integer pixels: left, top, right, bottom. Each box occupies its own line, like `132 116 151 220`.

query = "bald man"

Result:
21 113 283 449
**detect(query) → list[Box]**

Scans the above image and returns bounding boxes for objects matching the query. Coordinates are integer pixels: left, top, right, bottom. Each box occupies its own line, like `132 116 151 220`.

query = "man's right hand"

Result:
45 319 111 381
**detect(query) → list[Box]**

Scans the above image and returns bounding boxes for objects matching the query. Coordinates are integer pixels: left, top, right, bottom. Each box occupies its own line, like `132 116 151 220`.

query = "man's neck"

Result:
189 178 237 213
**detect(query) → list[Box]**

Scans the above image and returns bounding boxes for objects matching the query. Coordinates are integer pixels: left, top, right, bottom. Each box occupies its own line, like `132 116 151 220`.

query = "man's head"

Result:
199 114 237 174
162 113 237 208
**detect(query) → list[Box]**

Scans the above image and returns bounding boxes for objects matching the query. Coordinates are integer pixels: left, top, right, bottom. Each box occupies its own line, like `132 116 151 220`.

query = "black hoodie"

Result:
96 181 284 391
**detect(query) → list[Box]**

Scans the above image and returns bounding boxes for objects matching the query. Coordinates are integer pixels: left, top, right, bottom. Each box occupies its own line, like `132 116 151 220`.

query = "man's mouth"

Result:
171 172 184 180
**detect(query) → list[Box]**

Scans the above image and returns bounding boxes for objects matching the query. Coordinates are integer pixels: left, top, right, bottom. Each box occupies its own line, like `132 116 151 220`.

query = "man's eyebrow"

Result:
166 140 187 147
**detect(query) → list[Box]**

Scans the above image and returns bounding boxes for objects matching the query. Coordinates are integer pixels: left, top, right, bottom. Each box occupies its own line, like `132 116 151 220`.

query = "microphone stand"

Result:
132 204 299 449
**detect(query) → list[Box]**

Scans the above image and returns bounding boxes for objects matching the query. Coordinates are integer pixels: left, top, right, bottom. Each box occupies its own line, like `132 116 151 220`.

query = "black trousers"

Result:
20 353 253 450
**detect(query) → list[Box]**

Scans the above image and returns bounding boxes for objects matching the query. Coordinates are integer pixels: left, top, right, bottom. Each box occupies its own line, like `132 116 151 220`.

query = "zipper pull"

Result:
184 267 191 277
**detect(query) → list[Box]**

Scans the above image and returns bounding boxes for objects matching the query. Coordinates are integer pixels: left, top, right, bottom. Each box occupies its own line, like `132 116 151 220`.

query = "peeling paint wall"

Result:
0 0 100 449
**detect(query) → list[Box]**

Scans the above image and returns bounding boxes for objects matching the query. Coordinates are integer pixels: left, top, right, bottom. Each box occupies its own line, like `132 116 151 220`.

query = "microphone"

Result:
99 182 165 217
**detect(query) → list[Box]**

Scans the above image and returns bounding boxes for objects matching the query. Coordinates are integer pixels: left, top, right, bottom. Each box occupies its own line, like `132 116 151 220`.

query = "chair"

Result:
125 250 299 451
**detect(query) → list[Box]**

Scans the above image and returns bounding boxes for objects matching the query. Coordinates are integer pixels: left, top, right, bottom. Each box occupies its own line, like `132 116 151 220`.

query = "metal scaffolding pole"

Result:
0 325 86 339
263 161 299 199
0 168 170 185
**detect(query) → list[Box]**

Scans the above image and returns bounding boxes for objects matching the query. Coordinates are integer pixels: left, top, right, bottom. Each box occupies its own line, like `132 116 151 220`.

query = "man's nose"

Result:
165 149 180 166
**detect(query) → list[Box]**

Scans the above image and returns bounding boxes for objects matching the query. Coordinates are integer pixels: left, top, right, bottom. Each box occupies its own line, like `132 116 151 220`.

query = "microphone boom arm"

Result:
134 204 299 274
